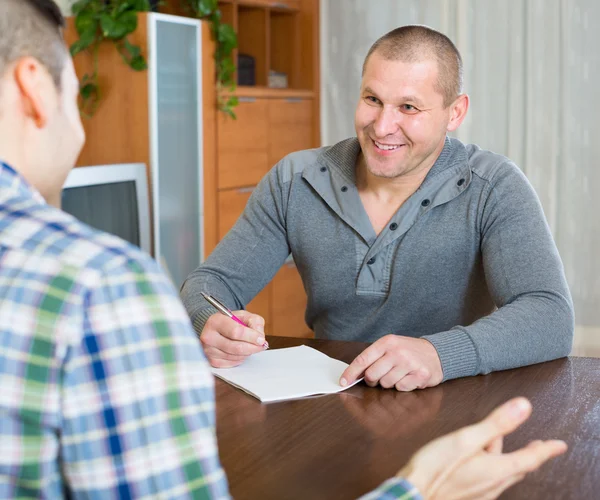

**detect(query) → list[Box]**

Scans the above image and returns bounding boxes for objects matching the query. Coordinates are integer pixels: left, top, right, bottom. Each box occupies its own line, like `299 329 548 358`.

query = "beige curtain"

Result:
321 0 599 329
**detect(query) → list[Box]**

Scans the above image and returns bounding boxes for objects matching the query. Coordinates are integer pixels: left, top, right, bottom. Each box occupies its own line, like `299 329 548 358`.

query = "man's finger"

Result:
212 313 266 347
340 342 386 386
451 397 533 453
485 435 504 454
364 355 396 387
502 439 567 476
378 364 412 389
234 310 266 334
203 345 247 362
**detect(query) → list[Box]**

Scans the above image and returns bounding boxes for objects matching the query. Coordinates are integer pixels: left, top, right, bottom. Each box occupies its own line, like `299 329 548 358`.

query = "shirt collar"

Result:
0 161 47 205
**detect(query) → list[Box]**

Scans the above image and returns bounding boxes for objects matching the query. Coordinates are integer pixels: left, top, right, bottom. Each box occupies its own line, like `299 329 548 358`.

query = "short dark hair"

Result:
362 25 463 108
0 0 67 89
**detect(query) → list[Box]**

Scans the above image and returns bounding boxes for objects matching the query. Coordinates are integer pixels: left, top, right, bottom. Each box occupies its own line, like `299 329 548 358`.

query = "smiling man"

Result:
182 25 574 391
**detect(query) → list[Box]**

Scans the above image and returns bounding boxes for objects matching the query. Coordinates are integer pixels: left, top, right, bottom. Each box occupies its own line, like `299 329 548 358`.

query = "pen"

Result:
201 292 269 349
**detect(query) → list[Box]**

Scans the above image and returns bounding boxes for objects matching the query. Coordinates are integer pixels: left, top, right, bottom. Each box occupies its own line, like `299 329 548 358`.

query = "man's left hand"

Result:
340 335 443 391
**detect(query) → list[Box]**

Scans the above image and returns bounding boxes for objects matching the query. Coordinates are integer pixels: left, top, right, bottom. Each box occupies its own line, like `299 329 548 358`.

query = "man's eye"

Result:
402 104 419 113
365 96 381 105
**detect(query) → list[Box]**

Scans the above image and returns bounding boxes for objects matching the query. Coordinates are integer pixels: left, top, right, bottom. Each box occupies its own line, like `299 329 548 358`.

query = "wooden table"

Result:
215 337 600 500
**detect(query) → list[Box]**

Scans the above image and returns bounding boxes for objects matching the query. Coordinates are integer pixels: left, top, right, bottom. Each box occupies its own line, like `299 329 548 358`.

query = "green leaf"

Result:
70 30 96 56
130 0 152 11
117 10 139 35
74 10 97 36
217 23 237 53
71 0 92 16
100 11 137 40
80 82 98 100
130 55 147 71
123 39 141 58
197 0 218 17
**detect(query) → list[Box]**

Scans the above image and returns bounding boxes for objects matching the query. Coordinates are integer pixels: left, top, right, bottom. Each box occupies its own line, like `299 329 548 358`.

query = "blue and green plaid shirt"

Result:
0 162 230 498
0 161 420 500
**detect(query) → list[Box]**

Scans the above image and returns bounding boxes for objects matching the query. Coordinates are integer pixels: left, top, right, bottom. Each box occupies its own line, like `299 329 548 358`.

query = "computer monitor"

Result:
61 163 151 255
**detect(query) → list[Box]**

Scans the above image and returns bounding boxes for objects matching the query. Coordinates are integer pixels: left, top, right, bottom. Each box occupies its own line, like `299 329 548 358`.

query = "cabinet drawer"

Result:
218 151 269 189
268 98 313 165
218 99 268 188
217 187 254 239
270 261 312 338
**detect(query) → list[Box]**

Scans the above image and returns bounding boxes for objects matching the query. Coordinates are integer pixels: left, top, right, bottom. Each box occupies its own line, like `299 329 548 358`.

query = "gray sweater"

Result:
181 137 574 381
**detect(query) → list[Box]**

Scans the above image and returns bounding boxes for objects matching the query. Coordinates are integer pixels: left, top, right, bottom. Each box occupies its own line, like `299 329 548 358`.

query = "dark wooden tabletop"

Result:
215 337 600 500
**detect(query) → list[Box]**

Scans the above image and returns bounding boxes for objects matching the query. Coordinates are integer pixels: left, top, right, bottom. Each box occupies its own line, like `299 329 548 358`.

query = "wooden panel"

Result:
65 15 150 169
217 187 254 239
239 0 299 9
299 0 320 145
202 22 219 256
231 87 314 98
268 98 313 164
238 6 269 86
218 99 269 188
270 261 312 337
270 11 300 88
218 151 269 189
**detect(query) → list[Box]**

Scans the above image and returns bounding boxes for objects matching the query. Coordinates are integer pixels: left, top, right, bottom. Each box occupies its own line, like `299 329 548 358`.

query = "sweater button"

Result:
389 222 398 231
320 166 327 172
421 199 431 207
457 178 465 186
341 186 348 192
367 257 376 265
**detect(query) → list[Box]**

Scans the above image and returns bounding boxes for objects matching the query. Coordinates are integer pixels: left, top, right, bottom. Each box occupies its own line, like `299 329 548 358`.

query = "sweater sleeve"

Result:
423 161 574 380
181 164 292 334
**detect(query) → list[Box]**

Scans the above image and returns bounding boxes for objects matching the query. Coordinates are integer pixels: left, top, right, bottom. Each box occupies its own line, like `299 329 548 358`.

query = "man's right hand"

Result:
397 397 567 499
200 310 267 368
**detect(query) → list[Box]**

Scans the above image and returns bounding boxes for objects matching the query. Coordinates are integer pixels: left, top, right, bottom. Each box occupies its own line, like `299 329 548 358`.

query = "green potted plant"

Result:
70 0 238 117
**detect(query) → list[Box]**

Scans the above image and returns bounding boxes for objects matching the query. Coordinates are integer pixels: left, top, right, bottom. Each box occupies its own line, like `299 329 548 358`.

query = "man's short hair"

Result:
0 0 66 89
362 25 463 108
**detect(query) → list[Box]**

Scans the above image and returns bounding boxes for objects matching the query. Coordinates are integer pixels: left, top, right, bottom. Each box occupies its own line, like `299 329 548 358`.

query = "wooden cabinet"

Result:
216 94 315 336
209 0 320 338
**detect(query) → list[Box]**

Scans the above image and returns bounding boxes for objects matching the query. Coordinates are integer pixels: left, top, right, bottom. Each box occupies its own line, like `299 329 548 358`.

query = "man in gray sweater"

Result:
181 25 574 391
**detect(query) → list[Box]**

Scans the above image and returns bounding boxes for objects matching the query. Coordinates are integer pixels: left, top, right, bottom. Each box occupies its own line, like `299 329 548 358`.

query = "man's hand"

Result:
398 397 567 499
340 335 443 391
200 310 267 368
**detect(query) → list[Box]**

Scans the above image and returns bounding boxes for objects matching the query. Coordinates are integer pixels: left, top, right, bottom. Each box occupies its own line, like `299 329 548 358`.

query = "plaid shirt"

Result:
359 478 423 500
0 162 229 499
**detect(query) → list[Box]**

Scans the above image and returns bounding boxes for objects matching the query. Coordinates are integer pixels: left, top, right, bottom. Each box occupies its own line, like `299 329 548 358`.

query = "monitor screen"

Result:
61 181 140 248
61 164 151 254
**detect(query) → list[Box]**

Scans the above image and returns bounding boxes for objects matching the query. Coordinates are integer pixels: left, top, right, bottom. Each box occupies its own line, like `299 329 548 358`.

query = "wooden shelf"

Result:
227 86 314 98
236 0 300 10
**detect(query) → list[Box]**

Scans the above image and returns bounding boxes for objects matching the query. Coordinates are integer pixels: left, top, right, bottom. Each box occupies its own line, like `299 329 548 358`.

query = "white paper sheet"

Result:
211 345 363 403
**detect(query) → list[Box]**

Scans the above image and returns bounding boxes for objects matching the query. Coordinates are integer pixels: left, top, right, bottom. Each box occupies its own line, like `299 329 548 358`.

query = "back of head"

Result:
362 25 463 108
0 0 66 90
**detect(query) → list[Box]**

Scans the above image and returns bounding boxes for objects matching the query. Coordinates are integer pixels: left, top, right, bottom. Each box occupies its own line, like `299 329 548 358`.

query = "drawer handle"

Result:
285 97 303 103
238 97 257 103
271 2 290 8
237 187 255 194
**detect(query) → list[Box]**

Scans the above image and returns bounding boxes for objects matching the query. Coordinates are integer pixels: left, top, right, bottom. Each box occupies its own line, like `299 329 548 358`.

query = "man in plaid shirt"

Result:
0 1 566 498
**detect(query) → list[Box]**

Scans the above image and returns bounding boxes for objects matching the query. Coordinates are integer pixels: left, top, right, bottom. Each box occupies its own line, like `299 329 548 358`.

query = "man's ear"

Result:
14 57 54 128
447 94 469 132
